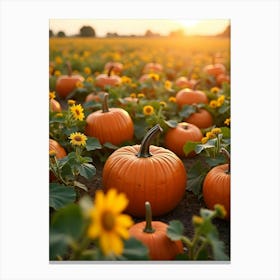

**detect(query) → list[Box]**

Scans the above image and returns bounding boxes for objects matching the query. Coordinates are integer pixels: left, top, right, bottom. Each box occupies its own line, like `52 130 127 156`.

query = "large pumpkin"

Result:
49 139 66 159
176 86 208 108
55 62 84 99
103 124 187 217
164 122 203 157
85 92 134 145
202 148 230 219
129 201 184 260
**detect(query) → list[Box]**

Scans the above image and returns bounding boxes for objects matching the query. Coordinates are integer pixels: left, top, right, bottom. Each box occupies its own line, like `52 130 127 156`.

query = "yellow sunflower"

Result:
70 104 85 121
168 96 176 103
49 91 56 100
87 189 134 256
69 132 87 146
143 105 154 116
224 118 230 126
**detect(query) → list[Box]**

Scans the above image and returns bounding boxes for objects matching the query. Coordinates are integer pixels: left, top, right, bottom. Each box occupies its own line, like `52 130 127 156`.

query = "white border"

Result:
1 0 279 279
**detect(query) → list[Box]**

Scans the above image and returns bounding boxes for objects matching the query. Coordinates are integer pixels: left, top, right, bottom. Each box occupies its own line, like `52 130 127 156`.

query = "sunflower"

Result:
69 132 87 146
49 91 56 100
143 105 154 116
224 118 230 126
70 104 85 121
87 189 134 256
168 96 176 103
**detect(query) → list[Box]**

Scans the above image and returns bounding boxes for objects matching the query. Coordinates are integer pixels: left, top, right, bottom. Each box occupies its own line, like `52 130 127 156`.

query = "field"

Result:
49 36 230 261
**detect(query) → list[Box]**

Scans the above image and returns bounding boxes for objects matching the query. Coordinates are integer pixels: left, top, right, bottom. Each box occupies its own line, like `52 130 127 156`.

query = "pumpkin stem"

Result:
65 61 72 77
193 79 201 90
143 201 155 233
102 92 110 113
180 122 189 130
220 147 230 173
108 66 114 77
137 124 163 158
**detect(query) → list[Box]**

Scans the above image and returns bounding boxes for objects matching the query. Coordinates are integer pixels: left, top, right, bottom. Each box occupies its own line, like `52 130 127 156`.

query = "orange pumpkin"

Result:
184 108 213 129
55 62 84 99
202 148 230 219
103 124 187 217
164 122 203 158
85 91 106 103
203 56 226 77
143 62 163 73
95 66 121 88
104 61 123 74
50 98 62 112
49 139 67 182
129 202 184 260
176 86 208 109
216 73 230 85
85 93 134 145
175 76 197 89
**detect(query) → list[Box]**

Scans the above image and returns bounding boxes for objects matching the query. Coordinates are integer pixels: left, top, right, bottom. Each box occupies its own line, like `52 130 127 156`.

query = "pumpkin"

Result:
175 76 197 89
85 91 106 103
95 66 121 88
184 107 213 129
164 122 203 158
50 98 62 112
49 139 67 182
129 201 184 260
202 148 230 219
55 61 84 99
216 73 230 86
103 124 187 217
104 61 123 74
85 92 134 145
143 62 163 73
175 84 208 108
203 56 226 77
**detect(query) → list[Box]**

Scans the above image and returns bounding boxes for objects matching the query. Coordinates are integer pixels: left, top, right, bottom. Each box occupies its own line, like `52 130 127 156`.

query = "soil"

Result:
84 155 230 259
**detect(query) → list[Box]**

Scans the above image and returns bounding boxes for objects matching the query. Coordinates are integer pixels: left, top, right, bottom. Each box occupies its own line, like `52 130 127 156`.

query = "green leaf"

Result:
179 105 196 118
51 203 84 240
78 163 96 180
187 161 209 195
220 126 230 138
207 233 229 261
164 119 178 128
204 154 226 167
117 237 149 260
73 181 88 192
50 203 85 260
183 141 200 156
167 220 184 241
103 142 119 150
86 137 102 151
49 183 76 210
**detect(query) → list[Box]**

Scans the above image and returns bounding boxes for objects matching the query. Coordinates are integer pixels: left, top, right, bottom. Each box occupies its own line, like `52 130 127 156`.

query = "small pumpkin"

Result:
216 73 230 86
55 62 84 99
143 62 163 73
164 122 203 158
85 92 134 145
175 76 197 89
203 56 226 77
49 139 67 182
85 91 106 103
95 66 121 88
104 61 123 74
103 124 187 217
184 106 213 129
175 83 208 108
202 148 230 219
129 201 184 260
50 98 62 112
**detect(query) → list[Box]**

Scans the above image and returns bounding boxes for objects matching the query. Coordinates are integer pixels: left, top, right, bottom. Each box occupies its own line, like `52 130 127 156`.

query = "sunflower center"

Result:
74 136 82 142
75 109 80 115
101 211 115 231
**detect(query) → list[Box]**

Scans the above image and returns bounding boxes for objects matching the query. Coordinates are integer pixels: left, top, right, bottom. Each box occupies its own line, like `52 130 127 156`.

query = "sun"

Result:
176 20 199 28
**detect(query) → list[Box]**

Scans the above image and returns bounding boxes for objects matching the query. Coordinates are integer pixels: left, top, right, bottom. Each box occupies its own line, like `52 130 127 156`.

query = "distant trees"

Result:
217 25 230 37
144 30 160 37
57 31 66 38
79 26 96 37
169 29 185 37
49 29 54 37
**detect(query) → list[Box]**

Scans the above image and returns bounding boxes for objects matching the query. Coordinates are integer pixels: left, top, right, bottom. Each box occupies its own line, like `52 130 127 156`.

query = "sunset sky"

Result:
49 19 230 37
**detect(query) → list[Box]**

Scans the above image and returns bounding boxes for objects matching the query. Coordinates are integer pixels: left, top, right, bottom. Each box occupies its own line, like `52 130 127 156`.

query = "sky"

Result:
49 19 230 37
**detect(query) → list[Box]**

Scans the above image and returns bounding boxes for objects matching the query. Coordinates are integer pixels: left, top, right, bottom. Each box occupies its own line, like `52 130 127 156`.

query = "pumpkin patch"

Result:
49 25 230 261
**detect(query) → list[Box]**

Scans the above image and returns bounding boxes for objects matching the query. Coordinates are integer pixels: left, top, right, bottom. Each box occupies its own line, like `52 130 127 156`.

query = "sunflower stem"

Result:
137 124 163 158
66 61 72 77
143 201 155 233
220 147 230 173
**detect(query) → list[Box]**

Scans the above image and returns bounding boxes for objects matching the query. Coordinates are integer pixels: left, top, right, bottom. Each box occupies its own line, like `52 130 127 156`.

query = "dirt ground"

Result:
85 156 230 259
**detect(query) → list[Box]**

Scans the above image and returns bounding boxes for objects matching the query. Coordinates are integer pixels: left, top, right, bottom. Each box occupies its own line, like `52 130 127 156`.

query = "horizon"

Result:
49 19 230 37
